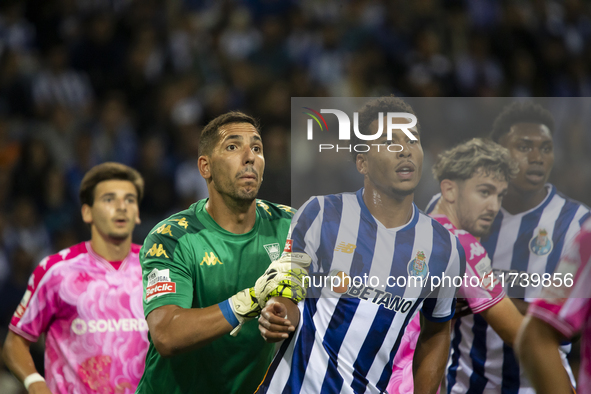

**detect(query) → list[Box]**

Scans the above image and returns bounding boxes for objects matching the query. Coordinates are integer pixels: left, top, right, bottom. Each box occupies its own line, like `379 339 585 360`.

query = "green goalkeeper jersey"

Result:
136 199 294 394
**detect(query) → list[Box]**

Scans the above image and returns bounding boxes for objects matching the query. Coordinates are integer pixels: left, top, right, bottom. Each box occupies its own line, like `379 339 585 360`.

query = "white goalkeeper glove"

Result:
225 252 311 336
253 252 311 307
227 287 261 336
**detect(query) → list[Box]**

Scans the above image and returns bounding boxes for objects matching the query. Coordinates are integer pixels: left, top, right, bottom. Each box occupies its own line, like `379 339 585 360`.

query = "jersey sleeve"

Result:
141 222 194 317
529 222 591 339
285 196 323 273
455 230 505 314
421 235 466 322
9 256 63 342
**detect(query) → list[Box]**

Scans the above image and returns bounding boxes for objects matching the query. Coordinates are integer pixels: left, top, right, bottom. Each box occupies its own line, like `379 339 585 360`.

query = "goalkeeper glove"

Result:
217 287 260 337
221 252 311 336
254 252 311 307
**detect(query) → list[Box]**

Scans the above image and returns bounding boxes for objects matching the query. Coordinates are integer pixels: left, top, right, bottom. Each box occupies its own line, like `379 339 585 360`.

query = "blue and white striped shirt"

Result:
257 189 465 394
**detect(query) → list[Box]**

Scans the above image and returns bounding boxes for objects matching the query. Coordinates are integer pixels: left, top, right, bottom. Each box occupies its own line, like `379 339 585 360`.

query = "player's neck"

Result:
90 230 131 262
431 200 460 229
205 192 257 234
362 186 414 229
502 184 548 215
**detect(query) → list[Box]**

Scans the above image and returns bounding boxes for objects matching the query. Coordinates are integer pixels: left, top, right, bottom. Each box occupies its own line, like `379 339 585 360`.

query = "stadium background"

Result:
0 0 590 392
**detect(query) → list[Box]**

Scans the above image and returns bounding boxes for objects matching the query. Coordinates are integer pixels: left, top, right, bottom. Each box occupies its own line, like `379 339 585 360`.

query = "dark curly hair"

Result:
352 96 418 159
490 101 554 143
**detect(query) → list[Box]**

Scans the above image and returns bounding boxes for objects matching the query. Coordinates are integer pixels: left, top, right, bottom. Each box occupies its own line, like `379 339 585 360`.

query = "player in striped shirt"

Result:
257 97 466 394
388 138 524 394
427 102 590 393
516 217 591 394
2 163 148 394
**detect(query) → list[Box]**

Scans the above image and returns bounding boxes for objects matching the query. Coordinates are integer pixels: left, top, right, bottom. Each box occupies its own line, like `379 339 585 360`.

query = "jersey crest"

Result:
263 243 281 262
529 227 553 256
407 250 429 279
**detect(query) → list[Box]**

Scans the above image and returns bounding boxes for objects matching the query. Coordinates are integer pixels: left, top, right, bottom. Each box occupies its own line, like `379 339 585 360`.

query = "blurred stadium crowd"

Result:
1 0 591 386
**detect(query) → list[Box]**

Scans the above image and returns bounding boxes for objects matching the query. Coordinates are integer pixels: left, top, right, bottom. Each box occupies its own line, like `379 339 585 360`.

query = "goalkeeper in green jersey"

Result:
136 111 308 394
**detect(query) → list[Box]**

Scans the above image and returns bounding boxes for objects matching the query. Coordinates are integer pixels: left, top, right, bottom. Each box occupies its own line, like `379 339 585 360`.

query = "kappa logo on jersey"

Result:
277 204 295 214
530 227 553 256
408 250 429 278
264 243 281 261
170 217 188 229
334 242 356 254
59 248 70 260
257 200 272 216
146 268 176 301
201 252 223 266
14 289 32 318
146 243 169 258
152 224 173 237
469 242 485 260
39 257 49 270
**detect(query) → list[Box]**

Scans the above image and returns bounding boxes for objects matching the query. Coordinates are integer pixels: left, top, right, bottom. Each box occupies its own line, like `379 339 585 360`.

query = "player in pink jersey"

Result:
516 217 591 394
2 162 148 394
388 138 525 394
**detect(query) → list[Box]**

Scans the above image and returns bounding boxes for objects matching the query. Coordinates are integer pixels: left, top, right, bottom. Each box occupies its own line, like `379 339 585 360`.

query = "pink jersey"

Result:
9 242 149 394
388 215 504 394
529 218 591 393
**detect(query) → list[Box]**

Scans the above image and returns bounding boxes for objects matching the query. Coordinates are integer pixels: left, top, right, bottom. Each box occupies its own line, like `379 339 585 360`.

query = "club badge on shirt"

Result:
264 243 281 262
530 228 553 256
408 250 429 279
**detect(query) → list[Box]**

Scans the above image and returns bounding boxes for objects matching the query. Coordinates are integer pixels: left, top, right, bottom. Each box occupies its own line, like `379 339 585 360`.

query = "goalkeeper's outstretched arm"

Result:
148 252 310 356
147 283 267 356
147 304 235 357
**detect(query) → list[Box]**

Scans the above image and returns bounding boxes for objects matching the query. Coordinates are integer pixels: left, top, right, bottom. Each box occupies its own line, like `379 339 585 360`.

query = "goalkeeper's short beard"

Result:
215 180 261 204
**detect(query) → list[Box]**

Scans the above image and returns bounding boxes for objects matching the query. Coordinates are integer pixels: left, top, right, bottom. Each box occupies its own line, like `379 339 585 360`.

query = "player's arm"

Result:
2 331 51 394
147 284 278 356
510 298 529 314
413 313 451 394
147 304 233 357
142 228 256 356
515 315 572 394
146 247 310 356
479 297 524 346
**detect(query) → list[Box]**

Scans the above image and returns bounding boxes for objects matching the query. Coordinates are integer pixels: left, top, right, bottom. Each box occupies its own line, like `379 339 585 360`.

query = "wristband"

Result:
218 299 239 328
24 372 45 390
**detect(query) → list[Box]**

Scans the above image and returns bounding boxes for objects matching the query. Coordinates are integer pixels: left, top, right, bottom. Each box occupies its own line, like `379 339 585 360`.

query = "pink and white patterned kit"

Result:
388 215 505 394
529 218 591 394
10 242 149 394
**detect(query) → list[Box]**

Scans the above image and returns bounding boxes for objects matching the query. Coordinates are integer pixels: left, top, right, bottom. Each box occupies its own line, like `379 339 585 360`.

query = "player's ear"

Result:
198 155 211 180
356 153 368 175
81 204 93 224
440 179 458 203
135 212 141 225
